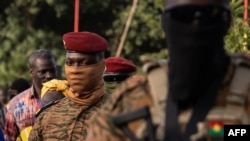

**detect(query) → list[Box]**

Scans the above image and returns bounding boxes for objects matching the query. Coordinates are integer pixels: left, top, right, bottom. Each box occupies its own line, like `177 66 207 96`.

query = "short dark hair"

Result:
10 78 30 93
28 49 55 69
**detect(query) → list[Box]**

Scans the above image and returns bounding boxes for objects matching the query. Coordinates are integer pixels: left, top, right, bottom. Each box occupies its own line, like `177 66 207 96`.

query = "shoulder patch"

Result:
35 100 59 117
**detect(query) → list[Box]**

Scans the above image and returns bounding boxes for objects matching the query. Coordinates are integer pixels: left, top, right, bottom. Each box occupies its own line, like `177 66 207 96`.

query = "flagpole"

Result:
115 0 138 57
244 0 248 26
74 0 80 32
243 0 248 51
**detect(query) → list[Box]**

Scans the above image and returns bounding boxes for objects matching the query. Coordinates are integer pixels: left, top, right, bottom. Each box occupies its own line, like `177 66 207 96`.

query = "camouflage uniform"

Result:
29 94 108 141
190 55 250 141
86 55 250 141
86 59 167 141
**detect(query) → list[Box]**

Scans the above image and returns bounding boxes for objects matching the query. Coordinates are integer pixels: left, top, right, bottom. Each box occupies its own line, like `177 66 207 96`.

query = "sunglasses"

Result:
163 4 231 25
103 74 131 82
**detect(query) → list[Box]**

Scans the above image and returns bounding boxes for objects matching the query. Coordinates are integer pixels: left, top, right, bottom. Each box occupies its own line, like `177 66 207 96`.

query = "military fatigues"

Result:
86 60 167 141
86 55 250 141
29 94 108 141
190 55 250 141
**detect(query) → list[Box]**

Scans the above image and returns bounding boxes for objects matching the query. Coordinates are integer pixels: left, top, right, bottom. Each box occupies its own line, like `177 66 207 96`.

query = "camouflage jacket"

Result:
86 55 250 141
29 94 108 141
86 60 167 141
190 55 250 141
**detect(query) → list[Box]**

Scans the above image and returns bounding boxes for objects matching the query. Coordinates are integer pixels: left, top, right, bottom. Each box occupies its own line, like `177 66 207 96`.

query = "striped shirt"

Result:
4 86 41 141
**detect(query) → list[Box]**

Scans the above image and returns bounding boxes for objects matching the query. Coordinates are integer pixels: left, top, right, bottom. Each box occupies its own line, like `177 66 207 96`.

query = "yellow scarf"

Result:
41 79 69 98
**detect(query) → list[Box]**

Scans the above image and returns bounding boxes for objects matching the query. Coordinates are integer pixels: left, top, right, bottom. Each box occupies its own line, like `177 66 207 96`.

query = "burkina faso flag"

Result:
208 121 224 137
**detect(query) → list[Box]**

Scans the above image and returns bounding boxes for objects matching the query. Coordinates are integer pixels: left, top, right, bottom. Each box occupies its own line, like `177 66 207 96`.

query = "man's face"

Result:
65 52 103 67
163 0 231 109
30 58 57 90
65 51 105 93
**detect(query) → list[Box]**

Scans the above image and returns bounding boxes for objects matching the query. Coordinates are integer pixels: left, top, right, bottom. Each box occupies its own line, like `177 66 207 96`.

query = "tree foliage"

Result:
0 0 165 87
0 0 249 87
225 0 250 53
0 0 113 87
106 0 166 64
0 1 66 87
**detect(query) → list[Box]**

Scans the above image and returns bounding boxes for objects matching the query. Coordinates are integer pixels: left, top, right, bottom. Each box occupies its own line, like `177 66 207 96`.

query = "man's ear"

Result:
29 68 33 77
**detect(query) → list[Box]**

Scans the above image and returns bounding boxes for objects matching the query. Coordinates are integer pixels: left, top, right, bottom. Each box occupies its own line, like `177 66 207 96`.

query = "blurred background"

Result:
0 0 249 88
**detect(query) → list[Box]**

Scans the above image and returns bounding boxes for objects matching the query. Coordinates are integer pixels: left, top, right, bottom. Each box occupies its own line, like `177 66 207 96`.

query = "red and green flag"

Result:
208 121 224 137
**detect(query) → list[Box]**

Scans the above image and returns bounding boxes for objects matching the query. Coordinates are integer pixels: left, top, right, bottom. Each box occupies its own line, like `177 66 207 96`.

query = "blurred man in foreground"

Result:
86 0 250 141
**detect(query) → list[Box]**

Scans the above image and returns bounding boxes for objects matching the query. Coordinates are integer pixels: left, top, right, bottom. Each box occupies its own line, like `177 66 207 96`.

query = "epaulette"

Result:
142 59 167 73
35 100 59 118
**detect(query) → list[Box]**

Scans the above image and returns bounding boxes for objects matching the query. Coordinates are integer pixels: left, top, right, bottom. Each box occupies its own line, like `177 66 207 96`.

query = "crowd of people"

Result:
0 31 138 141
0 78 30 129
0 78 30 140
0 0 250 141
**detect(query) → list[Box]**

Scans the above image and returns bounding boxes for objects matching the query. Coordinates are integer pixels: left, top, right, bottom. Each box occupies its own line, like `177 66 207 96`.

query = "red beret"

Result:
63 31 108 53
105 57 137 74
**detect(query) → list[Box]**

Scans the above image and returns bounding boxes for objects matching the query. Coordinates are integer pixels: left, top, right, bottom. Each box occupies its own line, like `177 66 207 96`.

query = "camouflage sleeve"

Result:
86 101 125 141
28 113 43 141
86 75 153 141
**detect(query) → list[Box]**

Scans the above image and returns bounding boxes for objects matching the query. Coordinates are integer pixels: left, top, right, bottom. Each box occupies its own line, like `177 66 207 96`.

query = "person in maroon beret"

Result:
29 31 109 141
103 57 137 94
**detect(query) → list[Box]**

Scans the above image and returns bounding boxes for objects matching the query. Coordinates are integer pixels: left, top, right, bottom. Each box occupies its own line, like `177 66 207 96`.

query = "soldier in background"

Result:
86 56 168 141
103 57 137 94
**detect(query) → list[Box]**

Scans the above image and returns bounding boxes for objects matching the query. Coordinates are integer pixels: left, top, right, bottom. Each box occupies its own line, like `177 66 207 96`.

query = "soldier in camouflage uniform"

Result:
86 59 168 141
29 31 109 141
86 0 250 141
103 57 137 94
